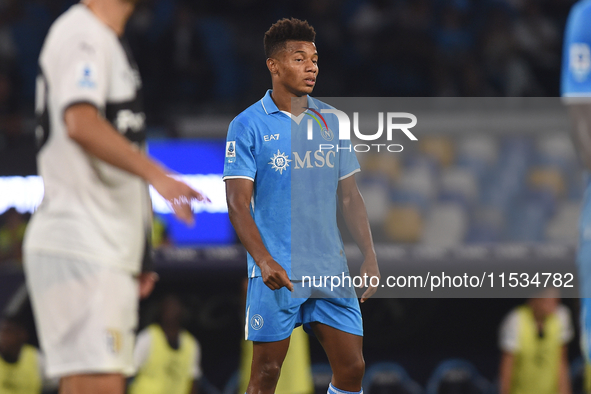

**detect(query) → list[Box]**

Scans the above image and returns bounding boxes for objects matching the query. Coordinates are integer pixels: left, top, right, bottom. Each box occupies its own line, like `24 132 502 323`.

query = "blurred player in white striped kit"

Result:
22 0 207 393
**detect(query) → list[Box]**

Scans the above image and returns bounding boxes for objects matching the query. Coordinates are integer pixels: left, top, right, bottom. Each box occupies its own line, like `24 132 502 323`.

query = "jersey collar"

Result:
260 90 318 115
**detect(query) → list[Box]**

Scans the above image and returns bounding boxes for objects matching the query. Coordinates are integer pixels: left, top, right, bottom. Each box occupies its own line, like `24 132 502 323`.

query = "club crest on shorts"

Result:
250 314 264 330
268 150 291 174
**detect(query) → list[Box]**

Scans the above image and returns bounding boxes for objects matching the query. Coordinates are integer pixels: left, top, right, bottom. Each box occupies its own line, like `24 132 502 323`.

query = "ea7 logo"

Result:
292 110 417 141
264 134 279 142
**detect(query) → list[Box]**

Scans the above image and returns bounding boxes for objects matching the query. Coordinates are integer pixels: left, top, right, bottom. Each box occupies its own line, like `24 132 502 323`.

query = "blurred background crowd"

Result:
0 0 577 119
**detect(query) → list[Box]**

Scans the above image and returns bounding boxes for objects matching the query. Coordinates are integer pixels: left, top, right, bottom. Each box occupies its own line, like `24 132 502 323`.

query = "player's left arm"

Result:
337 175 380 302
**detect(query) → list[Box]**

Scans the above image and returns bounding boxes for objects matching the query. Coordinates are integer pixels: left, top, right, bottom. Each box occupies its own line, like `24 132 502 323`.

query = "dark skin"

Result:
225 40 379 394
0 320 28 364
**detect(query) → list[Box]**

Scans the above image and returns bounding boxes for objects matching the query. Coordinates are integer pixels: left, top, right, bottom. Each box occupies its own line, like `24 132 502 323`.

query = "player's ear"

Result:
267 58 278 75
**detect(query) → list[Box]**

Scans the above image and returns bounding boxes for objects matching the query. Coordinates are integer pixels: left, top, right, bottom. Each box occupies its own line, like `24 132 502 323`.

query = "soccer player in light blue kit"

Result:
223 18 380 394
562 0 591 387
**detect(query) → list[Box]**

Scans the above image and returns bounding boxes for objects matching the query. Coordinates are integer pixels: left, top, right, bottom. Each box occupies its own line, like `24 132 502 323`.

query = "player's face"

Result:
274 41 318 96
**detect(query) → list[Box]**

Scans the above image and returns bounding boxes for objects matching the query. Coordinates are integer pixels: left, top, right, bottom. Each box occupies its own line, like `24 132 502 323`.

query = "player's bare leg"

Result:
311 322 365 392
59 374 125 394
247 336 291 394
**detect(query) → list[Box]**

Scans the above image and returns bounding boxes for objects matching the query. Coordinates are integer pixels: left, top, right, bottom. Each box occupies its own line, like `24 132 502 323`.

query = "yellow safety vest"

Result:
510 305 562 394
0 345 42 394
128 324 197 394
239 326 314 394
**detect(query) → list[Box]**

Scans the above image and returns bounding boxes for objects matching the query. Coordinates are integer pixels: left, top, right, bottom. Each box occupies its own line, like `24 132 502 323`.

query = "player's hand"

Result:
259 259 293 291
151 173 209 226
360 255 380 303
138 271 159 299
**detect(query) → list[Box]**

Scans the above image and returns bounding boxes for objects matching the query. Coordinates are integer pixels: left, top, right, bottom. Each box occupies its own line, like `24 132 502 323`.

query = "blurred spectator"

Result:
128 294 202 394
0 208 27 266
8 1 51 107
433 2 475 96
152 214 172 249
498 288 573 394
513 0 560 94
0 314 56 394
479 4 521 95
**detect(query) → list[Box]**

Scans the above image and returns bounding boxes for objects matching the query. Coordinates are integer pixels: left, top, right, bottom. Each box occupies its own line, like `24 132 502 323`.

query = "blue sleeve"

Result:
338 138 360 180
222 118 257 181
561 1 591 97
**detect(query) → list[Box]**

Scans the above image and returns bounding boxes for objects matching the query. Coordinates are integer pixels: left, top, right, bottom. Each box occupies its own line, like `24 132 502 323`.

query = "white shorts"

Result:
24 251 139 379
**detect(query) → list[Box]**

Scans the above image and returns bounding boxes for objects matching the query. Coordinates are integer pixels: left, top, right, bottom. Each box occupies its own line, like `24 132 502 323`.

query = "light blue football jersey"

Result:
223 90 360 280
561 0 591 97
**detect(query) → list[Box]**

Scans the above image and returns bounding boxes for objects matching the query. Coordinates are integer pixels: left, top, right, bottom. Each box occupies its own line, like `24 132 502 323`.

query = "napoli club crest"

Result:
250 314 264 330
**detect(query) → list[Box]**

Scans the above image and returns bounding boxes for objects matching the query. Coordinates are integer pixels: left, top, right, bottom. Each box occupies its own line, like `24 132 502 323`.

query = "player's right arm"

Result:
225 179 292 291
48 29 206 225
64 104 204 225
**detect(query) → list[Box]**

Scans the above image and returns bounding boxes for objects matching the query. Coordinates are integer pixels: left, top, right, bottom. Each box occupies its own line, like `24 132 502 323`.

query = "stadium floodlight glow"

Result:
0 175 227 215
0 176 45 214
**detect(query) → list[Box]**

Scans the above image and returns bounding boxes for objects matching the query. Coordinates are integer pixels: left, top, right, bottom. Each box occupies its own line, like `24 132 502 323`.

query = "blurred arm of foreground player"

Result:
568 103 591 172
64 103 208 226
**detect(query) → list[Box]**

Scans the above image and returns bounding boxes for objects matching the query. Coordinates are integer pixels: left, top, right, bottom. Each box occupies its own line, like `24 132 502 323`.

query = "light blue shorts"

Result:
244 276 363 342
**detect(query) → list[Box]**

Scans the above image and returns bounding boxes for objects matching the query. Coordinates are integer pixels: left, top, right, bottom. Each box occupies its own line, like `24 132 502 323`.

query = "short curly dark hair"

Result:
264 18 316 58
